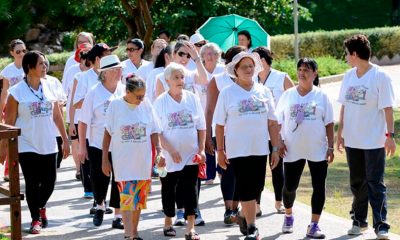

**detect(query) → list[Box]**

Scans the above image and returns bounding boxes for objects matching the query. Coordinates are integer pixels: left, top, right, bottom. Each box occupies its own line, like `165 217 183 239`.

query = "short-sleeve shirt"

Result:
105 97 161 181
1 62 25 87
213 83 277 159
122 59 151 83
338 64 396 149
73 68 98 105
260 68 287 104
9 80 58 154
79 82 125 149
276 86 334 162
153 90 206 172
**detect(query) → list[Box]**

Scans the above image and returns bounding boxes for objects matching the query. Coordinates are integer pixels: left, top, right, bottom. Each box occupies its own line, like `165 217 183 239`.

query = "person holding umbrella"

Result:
238 30 252 53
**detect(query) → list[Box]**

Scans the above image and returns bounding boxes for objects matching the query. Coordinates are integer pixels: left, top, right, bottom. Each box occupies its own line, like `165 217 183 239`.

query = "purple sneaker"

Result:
282 215 294 233
307 222 326 239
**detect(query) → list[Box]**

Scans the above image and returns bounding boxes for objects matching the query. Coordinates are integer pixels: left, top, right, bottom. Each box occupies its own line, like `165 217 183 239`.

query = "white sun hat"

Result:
225 51 263 78
189 32 206 44
98 54 122 72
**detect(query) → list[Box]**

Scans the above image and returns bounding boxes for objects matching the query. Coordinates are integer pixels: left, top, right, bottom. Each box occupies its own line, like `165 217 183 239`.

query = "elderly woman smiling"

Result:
213 52 281 240
153 62 206 240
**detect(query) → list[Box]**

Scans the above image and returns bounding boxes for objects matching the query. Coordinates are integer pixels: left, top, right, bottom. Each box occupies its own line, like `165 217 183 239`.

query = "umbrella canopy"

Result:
197 14 269 52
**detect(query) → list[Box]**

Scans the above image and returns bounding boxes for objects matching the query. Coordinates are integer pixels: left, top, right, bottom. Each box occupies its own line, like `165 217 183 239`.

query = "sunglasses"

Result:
126 47 140 52
15 49 27 55
194 42 206 48
177 51 190 59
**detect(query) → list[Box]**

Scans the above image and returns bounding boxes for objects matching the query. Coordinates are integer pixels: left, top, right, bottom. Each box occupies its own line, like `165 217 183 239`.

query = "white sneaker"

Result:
347 225 368 235
376 230 389 240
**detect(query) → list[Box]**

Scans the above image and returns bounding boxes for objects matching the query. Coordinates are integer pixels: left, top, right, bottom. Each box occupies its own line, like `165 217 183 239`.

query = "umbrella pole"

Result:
294 0 299 63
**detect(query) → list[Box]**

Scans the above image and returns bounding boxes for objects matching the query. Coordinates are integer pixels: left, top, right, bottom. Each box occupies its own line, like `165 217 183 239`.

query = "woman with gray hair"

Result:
78 54 125 228
153 62 206 240
102 74 163 240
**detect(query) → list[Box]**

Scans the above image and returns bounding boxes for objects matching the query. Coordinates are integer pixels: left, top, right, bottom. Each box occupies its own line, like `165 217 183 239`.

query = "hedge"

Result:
270 26 400 60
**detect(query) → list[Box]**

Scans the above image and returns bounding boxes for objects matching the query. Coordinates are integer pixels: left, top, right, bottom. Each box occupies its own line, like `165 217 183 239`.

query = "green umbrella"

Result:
197 14 269 52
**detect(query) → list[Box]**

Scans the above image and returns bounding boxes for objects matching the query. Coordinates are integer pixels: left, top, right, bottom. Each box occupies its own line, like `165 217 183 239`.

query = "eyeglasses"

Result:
15 49 27 55
126 47 140 52
177 51 190 59
194 42 206 48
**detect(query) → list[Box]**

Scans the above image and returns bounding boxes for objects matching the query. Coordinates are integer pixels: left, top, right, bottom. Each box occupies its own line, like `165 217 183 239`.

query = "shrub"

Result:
271 26 400 60
273 56 349 81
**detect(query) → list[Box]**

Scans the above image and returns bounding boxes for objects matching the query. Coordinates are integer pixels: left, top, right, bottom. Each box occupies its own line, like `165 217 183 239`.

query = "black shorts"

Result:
69 123 79 141
229 155 267 201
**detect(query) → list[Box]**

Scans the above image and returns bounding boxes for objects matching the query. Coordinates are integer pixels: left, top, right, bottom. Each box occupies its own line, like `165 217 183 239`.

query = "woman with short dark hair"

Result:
0 51 69 234
237 30 252 53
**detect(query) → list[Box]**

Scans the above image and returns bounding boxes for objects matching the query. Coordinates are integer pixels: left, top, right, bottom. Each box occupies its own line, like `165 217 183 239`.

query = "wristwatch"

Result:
385 132 395 138
272 146 279 152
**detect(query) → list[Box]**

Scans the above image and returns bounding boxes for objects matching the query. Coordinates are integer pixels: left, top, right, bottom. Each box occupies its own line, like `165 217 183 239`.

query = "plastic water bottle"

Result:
156 155 167 178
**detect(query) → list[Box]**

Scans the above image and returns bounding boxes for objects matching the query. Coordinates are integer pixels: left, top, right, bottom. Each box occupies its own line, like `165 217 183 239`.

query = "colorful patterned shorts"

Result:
117 180 151 211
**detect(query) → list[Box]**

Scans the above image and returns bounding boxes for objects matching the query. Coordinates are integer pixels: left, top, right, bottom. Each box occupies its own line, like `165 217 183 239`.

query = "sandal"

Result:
185 231 200 240
163 226 176 237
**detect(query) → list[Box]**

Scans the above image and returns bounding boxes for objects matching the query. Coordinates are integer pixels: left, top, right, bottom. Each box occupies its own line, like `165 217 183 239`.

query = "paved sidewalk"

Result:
1 159 400 239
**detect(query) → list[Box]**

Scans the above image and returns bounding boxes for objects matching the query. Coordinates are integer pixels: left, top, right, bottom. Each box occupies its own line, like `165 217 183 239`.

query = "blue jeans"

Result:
345 147 390 230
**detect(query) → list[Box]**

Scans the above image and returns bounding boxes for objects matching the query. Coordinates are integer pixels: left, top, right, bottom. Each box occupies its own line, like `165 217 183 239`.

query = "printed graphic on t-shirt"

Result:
290 103 316 120
238 98 266 115
103 100 111 114
345 85 367 105
184 83 195 93
167 110 194 129
9 76 23 86
29 101 52 117
120 123 147 142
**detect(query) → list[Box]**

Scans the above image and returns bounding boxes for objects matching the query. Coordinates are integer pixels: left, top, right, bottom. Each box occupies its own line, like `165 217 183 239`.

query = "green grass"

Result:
265 111 400 234
272 56 349 82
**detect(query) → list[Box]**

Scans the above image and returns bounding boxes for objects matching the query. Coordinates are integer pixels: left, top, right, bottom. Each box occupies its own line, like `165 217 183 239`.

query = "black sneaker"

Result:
245 225 259 240
105 207 113 214
93 209 105 226
112 217 124 229
90 206 97 215
236 211 247 235
224 209 235 225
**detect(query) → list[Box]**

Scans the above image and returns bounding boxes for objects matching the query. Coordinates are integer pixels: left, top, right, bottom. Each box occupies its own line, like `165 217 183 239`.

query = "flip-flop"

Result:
185 231 200 240
163 226 176 237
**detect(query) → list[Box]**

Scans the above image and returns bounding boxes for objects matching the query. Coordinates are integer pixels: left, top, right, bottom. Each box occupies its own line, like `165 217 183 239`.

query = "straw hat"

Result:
225 51 263 78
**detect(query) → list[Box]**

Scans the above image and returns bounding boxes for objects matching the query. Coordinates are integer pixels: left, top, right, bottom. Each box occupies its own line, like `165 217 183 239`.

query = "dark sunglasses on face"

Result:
126 47 140 52
194 42 206 48
15 49 27 55
177 51 190 59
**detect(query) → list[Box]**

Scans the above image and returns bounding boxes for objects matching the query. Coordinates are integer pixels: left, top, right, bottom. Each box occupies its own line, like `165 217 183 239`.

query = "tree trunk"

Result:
392 0 400 25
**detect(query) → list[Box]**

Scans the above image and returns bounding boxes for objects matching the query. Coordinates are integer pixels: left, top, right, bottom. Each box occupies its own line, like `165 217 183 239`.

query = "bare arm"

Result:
155 78 165 99
0 78 10 121
384 107 396 157
268 119 281 169
0 95 18 163
336 105 345 153
53 102 70 158
101 130 112 176
69 79 78 136
77 121 88 163
183 41 207 85
325 122 335 163
205 78 219 155
151 133 166 167
197 129 206 163
215 124 228 169
283 75 295 90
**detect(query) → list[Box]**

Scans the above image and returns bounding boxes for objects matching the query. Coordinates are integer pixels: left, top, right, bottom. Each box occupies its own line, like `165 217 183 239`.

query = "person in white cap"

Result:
78 54 125 229
214 52 281 240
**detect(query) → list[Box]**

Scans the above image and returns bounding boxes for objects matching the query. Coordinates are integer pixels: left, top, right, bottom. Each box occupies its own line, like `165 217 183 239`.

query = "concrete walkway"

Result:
1 158 400 240
0 64 399 239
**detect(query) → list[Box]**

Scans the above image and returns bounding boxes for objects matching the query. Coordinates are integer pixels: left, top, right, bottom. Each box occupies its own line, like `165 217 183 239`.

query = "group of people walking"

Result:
0 31 396 240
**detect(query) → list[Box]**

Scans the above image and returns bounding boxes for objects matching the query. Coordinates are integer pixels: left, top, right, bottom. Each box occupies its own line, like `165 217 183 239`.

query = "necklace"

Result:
25 78 44 102
258 70 272 86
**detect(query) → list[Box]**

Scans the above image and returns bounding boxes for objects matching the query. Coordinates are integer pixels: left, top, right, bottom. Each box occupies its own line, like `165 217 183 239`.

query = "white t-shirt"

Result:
186 59 197 71
122 59 151 83
213 83 277 159
9 80 58 154
62 63 81 95
44 75 67 137
136 62 154 82
214 72 234 92
73 68 98 105
105 98 161 181
276 87 334 162
79 82 125 149
196 64 225 111
146 67 164 102
66 71 85 124
153 90 206 172
260 68 287 104
63 54 78 78
338 64 396 149
1 62 25 87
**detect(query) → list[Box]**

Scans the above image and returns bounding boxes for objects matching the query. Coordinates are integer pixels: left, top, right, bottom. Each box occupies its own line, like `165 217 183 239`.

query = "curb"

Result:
320 73 344 85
